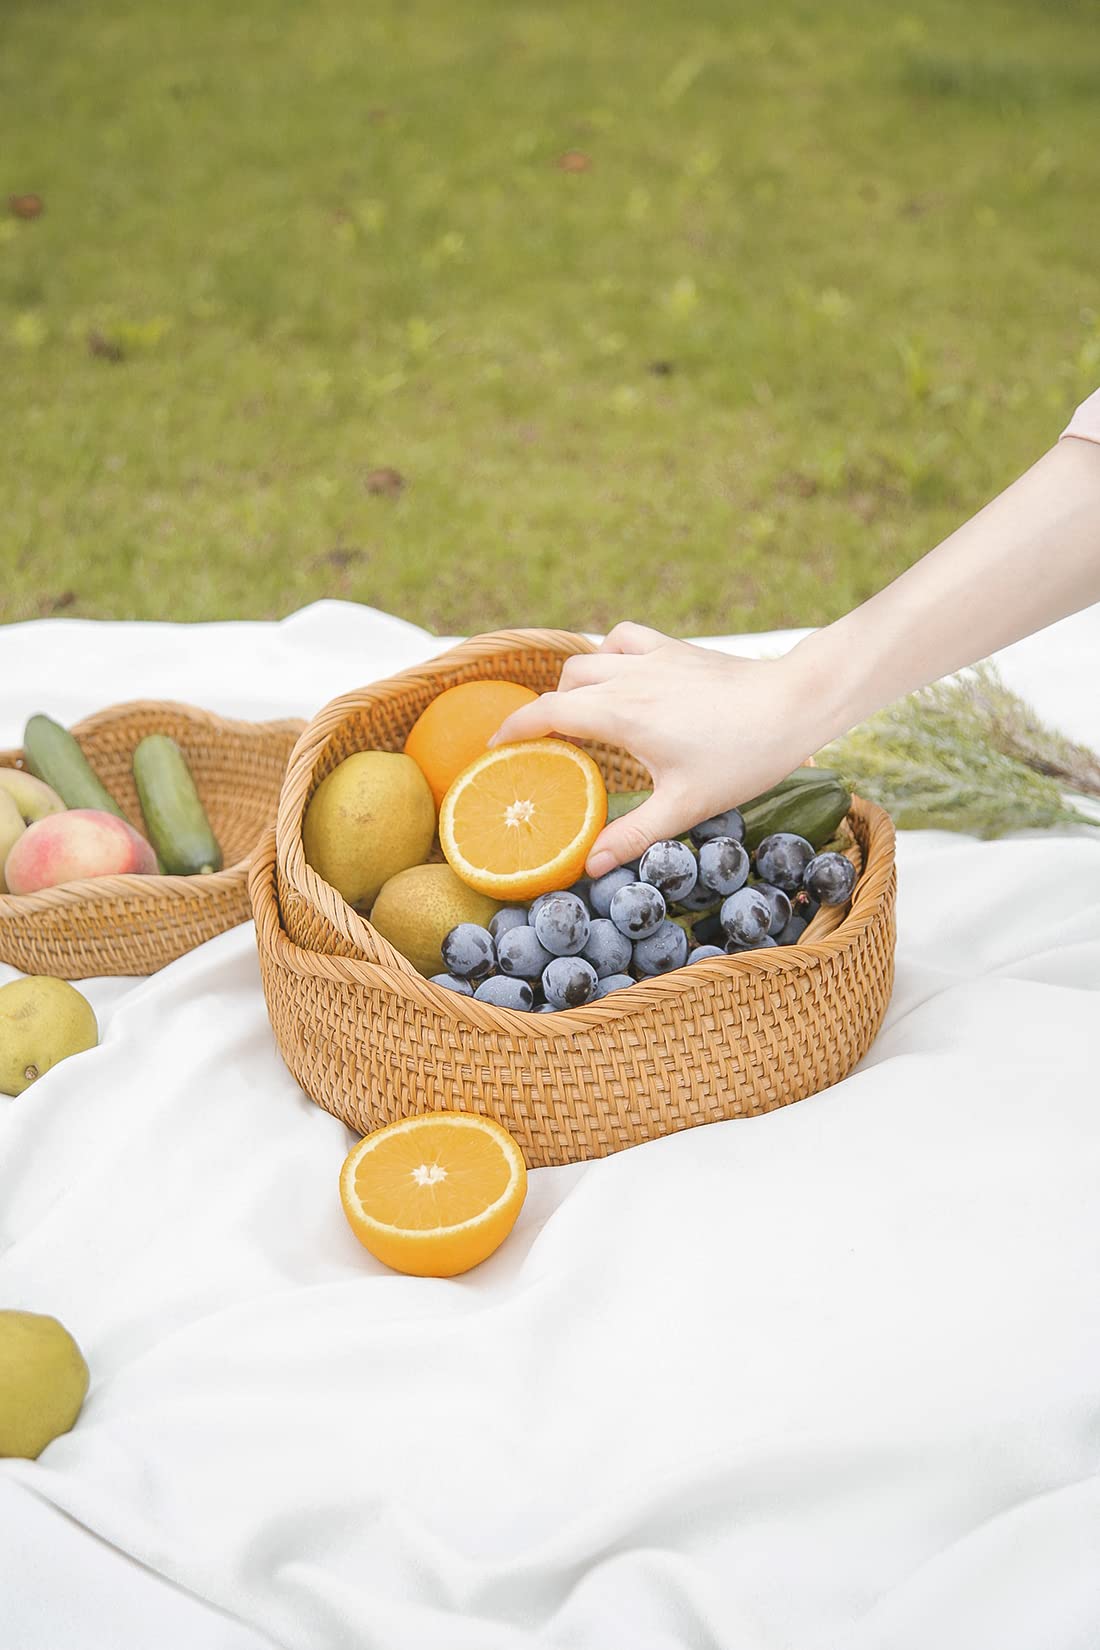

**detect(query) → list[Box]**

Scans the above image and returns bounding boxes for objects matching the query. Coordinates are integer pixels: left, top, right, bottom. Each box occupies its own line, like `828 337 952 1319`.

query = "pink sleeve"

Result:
1062 388 1100 446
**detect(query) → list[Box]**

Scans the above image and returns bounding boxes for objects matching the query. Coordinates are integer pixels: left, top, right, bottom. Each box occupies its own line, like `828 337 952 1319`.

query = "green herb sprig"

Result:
821 663 1099 838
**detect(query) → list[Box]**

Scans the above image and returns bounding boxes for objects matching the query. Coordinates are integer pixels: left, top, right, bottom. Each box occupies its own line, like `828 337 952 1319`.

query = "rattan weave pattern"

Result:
257 630 897 1168
0 701 303 978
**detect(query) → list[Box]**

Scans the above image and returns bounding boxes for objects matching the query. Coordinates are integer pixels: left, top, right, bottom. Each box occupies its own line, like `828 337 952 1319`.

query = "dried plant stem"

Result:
821 664 1098 838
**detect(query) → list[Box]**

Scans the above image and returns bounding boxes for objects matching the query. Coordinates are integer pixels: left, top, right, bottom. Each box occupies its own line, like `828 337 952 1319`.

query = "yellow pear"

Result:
0 1310 89 1458
303 751 435 911
0 791 25 894
0 976 99 1097
370 862 501 977
0 767 67 823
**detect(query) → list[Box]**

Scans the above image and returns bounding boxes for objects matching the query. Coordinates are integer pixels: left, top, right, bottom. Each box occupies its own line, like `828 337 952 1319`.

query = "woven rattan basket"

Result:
255 629 897 1168
1 701 303 979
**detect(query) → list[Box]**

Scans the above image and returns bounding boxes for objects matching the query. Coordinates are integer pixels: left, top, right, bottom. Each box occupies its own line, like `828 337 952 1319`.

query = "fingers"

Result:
586 791 691 878
556 653 630 691
488 688 616 748
598 621 670 656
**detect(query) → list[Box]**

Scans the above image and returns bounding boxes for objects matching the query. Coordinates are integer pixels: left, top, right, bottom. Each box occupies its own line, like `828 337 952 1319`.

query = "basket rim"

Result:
252 791 896 1037
0 699 305 919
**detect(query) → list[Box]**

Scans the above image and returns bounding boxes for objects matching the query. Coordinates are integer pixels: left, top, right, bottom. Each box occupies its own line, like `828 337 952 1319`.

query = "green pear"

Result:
0 976 98 1096
0 791 25 894
0 1310 89 1458
0 767 67 823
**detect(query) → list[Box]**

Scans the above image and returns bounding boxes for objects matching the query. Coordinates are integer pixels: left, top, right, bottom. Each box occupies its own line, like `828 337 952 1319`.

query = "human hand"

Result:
489 622 828 876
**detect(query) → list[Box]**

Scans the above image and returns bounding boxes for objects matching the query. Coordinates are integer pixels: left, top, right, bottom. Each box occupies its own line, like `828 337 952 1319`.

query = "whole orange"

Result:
404 680 539 809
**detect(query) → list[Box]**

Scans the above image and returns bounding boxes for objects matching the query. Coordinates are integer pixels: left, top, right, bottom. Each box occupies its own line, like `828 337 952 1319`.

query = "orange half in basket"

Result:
438 739 607 901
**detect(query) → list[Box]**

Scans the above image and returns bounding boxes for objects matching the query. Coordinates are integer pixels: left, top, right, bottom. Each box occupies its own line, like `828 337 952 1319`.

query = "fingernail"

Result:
486 733 500 748
587 851 615 878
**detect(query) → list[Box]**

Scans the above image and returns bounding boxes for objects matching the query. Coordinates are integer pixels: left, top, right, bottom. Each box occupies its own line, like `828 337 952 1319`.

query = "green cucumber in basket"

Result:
23 713 131 819
606 770 851 851
606 790 650 823
132 736 222 876
741 769 851 851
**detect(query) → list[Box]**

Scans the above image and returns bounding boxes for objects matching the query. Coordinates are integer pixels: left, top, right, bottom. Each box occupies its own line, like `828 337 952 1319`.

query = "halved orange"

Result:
404 680 539 809
438 739 607 901
339 1111 528 1277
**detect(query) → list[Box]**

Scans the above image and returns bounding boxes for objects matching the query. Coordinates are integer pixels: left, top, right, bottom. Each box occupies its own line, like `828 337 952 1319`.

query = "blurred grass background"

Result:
2 0 1098 634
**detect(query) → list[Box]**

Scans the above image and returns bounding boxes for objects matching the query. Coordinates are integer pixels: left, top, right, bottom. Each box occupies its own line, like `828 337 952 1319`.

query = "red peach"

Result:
3 809 158 895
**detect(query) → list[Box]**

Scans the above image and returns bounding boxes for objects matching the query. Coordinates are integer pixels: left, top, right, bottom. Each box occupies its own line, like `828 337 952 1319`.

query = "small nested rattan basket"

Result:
0 701 303 979
255 629 897 1169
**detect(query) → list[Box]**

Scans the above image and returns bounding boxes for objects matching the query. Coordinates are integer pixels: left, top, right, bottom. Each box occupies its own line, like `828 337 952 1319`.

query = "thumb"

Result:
586 791 690 879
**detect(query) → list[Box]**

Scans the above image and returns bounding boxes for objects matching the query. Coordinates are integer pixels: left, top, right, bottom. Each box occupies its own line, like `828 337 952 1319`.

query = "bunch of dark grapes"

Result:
433 809 857 1011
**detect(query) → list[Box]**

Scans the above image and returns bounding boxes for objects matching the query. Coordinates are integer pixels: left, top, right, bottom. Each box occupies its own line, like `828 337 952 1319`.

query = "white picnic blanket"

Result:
1 601 1099 1650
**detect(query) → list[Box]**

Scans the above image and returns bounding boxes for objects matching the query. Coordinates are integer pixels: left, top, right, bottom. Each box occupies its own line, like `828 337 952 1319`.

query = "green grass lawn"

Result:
2 0 1098 634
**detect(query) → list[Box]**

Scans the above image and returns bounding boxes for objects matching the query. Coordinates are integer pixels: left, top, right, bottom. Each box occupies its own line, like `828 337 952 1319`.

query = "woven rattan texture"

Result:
0 701 303 978
257 630 897 1168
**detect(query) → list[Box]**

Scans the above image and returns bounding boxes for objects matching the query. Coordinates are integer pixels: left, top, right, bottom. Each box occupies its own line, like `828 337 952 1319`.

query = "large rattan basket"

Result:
255 630 897 1168
1 701 303 979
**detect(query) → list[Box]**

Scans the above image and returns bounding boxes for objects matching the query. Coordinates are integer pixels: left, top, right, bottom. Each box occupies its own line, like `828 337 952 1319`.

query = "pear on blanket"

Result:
0 976 98 1096
0 1310 89 1458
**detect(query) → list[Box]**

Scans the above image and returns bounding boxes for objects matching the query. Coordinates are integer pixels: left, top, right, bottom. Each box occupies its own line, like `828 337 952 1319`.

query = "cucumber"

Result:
23 714 130 819
607 769 851 853
606 789 650 822
132 736 222 876
740 769 851 852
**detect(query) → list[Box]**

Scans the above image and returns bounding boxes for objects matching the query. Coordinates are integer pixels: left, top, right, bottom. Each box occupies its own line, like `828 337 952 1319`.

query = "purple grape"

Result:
803 852 857 906
535 1002 558 1013
533 892 591 957
687 944 726 963
496 924 554 979
691 911 725 948
474 975 534 1010
632 919 689 976
753 833 815 894
609 881 666 939
440 923 495 980
720 887 772 947
489 907 528 944
690 808 745 847
639 840 698 901
589 864 638 918
429 973 474 996
581 917 633 979
672 881 722 913
753 881 792 937
594 972 635 998
726 934 777 953
542 955 599 1008
527 891 559 924
697 836 750 897
775 914 808 946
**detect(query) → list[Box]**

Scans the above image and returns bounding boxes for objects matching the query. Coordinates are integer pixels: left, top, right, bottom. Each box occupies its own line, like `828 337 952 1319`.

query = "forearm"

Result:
789 434 1100 747
494 394 1100 872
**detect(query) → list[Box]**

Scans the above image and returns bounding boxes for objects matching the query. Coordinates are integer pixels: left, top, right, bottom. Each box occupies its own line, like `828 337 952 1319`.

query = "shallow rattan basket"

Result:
254 629 897 1169
0 701 303 979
